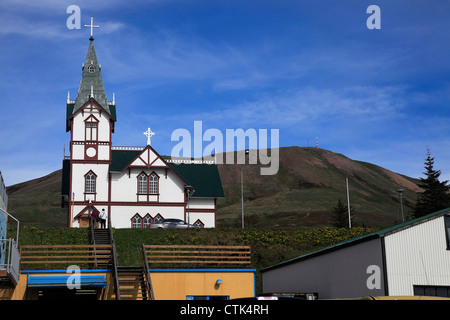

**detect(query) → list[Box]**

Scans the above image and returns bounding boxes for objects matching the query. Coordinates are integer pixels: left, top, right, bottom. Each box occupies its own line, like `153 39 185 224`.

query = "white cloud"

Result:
186 85 408 128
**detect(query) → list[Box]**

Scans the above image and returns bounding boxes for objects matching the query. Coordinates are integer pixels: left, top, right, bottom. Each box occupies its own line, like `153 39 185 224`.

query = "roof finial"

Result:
84 17 99 40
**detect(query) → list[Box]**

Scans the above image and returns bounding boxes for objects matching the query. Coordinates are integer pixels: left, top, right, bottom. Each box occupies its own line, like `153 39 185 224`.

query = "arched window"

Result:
85 171 96 193
138 173 148 194
85 116 98 141
143 214 153 228
149 173 158 194
193 220 205 228
131 214 142 228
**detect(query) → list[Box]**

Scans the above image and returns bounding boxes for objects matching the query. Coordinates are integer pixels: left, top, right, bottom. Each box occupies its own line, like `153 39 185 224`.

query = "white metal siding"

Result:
384 216 450 296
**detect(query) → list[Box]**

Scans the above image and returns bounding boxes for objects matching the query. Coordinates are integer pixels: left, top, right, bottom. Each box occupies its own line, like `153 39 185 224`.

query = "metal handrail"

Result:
0 238 20 284
108 214 121 300
141 245 154 300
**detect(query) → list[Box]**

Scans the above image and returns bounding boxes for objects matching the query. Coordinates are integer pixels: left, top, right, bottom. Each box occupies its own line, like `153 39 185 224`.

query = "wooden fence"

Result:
142 245 251 268
20 245 113 269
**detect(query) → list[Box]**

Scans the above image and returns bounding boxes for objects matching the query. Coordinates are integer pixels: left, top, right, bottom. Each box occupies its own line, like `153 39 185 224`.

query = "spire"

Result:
72 35 110 115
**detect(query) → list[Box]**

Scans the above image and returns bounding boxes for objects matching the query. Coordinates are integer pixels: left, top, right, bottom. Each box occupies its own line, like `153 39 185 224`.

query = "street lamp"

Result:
185 185 195 227
397 188 404 222
241 149 249 229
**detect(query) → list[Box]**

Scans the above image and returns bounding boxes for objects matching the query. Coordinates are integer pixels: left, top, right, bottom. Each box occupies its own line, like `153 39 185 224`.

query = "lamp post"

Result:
397 188 404 222
185 185 195 227
240 149 249 229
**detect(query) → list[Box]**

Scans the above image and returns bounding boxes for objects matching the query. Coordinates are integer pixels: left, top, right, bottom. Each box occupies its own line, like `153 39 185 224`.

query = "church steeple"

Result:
73 36 110 115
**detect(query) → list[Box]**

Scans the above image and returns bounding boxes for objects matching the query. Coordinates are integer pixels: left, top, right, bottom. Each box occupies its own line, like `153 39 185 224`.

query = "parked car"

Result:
149 218 198 229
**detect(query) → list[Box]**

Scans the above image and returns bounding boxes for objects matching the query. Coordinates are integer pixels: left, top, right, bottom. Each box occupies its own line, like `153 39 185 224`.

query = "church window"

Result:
88 64 95 73
149 173 159 194
143 214 152 228
138 174 148 194
131 214 142 228
85 117 98 141
85 171 96 194
193 220 205 228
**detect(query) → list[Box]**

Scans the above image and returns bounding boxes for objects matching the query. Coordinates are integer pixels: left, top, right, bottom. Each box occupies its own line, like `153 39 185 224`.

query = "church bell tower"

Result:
64 18 117 227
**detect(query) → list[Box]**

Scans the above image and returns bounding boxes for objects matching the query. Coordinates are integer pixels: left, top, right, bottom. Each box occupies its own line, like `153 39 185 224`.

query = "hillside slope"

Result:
6 170 67 226
216 147 420 228
5 147 421 228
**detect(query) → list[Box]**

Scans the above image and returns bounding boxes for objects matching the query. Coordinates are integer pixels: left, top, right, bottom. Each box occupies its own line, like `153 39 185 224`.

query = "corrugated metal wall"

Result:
384 216 450 296
262 238 385 299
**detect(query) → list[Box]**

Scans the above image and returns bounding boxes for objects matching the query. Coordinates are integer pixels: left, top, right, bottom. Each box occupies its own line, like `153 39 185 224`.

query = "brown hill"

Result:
5 146 421 228
6 170 67 226
216 147 420 228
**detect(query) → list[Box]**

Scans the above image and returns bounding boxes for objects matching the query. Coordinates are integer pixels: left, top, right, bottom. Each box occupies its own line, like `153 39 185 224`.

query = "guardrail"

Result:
20 245 113 269
142 245 251 267
0 238 20 284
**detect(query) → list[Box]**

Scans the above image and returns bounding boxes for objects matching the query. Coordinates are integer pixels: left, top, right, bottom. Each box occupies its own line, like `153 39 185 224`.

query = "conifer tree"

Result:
332 199 353 228
414 148 450 218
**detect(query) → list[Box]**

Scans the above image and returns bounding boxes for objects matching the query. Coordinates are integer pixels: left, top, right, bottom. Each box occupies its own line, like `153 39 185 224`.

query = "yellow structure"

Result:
1 243 256 300
150 269 255 300
2 269 115 300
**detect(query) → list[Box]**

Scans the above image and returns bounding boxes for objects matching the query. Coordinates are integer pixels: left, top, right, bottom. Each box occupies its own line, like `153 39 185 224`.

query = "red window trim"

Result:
85 115 99 142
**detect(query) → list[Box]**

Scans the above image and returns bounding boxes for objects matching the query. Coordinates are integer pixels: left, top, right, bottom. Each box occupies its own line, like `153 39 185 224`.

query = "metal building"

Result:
262 208 450 299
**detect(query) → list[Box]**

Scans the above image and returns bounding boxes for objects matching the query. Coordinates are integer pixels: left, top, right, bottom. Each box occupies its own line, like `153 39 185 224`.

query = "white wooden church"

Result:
61 26 224 229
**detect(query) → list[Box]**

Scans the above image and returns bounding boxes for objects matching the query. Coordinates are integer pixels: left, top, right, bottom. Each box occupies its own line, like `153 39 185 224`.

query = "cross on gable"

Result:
144 128 155 146
84 17 99 38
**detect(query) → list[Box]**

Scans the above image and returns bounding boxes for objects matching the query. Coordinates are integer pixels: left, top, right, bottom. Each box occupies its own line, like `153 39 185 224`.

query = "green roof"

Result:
108 150 224 198
169 163 224 198
66 103 116 122
109 150 142 172
262 207 450 273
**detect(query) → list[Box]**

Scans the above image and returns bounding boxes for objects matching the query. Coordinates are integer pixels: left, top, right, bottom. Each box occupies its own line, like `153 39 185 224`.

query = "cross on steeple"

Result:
144 128 155 146
84 17 99 39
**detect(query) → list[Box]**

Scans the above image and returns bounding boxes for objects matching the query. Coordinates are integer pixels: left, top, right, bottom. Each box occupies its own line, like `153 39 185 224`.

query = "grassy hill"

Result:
6 170 67 226
216 147 420 228
5 146 421 228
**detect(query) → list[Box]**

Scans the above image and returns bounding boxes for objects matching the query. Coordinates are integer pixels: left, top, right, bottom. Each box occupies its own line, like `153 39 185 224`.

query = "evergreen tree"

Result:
332 199 353 228
414 148 450 218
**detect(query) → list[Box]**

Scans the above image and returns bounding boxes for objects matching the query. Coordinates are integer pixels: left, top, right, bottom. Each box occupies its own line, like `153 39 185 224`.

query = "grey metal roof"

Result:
73 38 110 115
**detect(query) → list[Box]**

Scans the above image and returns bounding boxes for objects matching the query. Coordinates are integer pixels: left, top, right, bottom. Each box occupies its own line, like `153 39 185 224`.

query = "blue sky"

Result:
0 0 449 186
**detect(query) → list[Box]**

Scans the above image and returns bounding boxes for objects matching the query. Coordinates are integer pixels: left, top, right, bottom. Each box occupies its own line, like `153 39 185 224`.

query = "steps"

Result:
92 228 111 245
90 229 151 300
90 229 112 268
117 266 149 300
